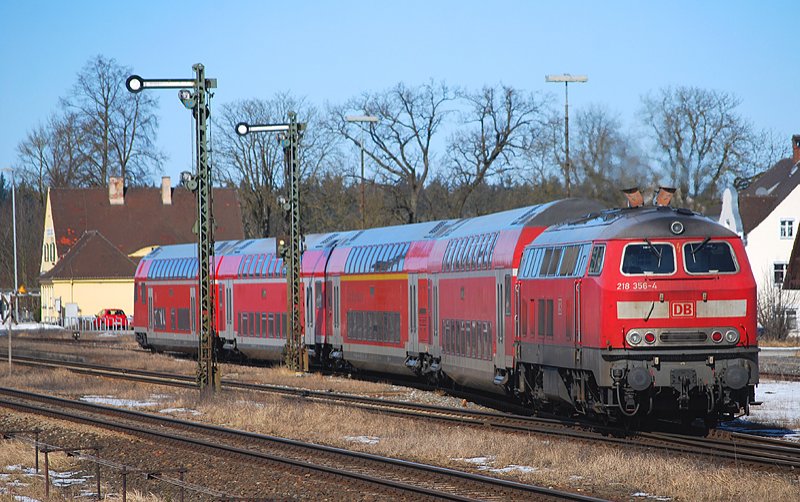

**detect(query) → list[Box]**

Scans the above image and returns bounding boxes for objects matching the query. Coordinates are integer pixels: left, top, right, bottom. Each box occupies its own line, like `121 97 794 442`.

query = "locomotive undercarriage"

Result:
513 347 759 425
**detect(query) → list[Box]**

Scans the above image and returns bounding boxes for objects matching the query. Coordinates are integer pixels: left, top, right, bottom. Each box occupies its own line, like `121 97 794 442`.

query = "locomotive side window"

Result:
588 245 605 275
621 243 675 275
683 240 738 274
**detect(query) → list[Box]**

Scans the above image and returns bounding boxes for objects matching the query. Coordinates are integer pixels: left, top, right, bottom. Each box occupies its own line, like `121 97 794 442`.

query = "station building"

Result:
39 176 244 322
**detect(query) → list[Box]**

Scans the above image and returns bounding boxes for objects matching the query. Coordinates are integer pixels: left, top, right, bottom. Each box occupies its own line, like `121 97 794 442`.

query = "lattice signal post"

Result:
126 64 220 392
236 112 307 371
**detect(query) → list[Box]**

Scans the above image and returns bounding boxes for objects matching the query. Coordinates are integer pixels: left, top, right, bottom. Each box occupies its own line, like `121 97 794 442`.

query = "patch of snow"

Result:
13 496 41 502
160 407 201 416
632 492 671 501
453 456 495 466
8 322 63 331
6 480 29 487
3 465 34 475
79 395 158 408
719 379 800 440
488 464 538 474
344 435 380 445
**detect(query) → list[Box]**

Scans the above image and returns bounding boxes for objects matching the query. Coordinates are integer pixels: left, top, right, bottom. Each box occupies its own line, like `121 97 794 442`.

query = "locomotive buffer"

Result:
126 65 221 392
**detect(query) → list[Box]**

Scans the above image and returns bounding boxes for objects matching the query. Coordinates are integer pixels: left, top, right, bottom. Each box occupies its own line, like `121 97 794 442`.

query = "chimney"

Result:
108 176 124 205
161 176 172 205
793 134 800 165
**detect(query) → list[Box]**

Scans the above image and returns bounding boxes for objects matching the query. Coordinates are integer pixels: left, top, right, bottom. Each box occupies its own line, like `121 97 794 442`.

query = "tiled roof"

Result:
41 231 138 281
49 186 244 258
738 158 800 234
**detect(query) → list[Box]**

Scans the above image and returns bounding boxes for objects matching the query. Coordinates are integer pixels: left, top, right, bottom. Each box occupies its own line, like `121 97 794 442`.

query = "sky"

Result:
0 1 797 185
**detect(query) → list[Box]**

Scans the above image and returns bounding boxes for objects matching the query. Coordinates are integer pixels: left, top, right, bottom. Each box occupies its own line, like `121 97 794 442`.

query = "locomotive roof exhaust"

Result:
655 187 676 207
622 187 644 208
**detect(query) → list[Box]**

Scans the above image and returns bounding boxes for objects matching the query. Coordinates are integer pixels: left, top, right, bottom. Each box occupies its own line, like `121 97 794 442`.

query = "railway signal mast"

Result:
126 64 220 392
236 112 307 371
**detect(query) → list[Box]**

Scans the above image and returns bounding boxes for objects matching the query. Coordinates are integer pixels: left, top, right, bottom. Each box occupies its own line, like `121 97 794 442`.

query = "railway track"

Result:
7 354 800 471
0 387 602 501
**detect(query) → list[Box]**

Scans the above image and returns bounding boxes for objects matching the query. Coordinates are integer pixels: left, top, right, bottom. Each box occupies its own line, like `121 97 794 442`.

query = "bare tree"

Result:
332 81 455 224
16 112 87 203
572 105 652 203
757 270 800 341
63 55 161 186
639 86 751 209
216 93 340 238
446 85 548 216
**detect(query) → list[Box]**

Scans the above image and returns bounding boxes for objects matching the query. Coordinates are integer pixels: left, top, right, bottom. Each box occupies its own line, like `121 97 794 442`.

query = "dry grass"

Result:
758 338 800 347
1 347 799 500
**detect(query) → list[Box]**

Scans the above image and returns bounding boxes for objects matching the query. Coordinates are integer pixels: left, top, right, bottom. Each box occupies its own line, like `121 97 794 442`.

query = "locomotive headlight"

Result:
670 220 685 235
627 331 642 345
725 330 739 344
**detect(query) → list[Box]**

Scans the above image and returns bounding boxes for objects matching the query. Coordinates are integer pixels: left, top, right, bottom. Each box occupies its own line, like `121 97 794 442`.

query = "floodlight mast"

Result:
345 115 379 229
545 74 588 198
126 64 220 393
235 114 308 372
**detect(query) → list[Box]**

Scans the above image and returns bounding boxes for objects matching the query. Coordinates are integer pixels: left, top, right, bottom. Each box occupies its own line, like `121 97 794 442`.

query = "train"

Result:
133 191 759 425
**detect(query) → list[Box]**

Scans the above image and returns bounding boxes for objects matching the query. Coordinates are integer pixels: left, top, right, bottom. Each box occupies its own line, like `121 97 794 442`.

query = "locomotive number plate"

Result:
616 281 658 291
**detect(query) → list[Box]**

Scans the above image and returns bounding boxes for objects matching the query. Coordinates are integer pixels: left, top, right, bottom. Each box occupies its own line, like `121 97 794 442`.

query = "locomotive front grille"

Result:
660 332 707 343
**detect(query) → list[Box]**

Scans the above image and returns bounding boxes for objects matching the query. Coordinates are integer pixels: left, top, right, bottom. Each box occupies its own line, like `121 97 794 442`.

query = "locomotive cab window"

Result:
621 242 675 275
683 240 738 274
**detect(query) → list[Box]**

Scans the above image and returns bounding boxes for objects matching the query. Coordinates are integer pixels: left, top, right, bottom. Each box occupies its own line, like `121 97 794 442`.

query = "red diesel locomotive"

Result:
133 195 758 423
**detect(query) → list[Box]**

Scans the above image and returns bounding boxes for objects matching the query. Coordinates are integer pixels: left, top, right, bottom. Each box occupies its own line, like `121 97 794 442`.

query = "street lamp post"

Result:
1 168 17 321
545 74 588 198
345 115 379 229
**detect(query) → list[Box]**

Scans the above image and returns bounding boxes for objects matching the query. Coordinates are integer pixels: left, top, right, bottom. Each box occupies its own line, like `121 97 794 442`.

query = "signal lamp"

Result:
644 332 656 344
711 330 723 343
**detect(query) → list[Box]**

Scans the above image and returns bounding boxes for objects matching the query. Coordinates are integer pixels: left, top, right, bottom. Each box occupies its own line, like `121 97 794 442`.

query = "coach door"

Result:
331 276 342 346
304 279 315 346
407 274 419 353
495 271 511 369
147 288 154 331
190 288 196 336
431 276 440 357
574 279 583 365
225 280 234 336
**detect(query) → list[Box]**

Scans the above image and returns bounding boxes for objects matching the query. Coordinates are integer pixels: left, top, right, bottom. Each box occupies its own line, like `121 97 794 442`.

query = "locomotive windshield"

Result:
621 242 675 275
683 240 738 274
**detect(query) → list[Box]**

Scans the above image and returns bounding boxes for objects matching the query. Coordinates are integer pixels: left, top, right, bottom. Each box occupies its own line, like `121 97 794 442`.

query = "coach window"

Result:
367 246 379 272
442 241 454 272
683 240 738 274
355 247 367 273
622 242 675 275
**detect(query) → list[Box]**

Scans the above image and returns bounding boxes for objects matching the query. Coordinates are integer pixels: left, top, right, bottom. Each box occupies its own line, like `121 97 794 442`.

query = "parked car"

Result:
94 308 128 330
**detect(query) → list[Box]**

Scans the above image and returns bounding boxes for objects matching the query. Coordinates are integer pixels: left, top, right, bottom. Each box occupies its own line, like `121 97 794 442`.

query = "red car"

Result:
94 308 129 330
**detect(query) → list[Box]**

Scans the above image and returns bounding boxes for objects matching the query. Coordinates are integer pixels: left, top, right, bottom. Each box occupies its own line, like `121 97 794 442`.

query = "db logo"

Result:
671 302 694 317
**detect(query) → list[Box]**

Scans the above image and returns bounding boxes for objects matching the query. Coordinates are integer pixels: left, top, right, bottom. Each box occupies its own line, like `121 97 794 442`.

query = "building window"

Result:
780 219 794 239
774 262 788 286
786 309 798 331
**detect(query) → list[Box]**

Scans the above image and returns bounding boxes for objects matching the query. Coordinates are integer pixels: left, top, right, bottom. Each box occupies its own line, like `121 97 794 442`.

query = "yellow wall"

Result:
40 278 133 322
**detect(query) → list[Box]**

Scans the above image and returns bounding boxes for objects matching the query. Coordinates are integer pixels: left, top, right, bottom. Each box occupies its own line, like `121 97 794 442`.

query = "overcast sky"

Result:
1 1 796 184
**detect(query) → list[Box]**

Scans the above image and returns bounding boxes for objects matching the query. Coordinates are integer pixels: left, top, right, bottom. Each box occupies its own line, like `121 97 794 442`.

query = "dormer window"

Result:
780 219 794 239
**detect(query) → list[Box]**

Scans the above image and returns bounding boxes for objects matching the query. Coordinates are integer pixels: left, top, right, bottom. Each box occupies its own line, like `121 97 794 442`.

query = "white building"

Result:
719 135 800 335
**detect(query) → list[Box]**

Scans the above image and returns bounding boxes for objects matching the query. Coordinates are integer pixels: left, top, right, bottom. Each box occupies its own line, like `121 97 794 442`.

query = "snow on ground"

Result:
79 395 159 408
451 456 540 474
160 407 201 416
632 491 671 501
720 379 800 440
0 322 64 332
344 435 380 445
